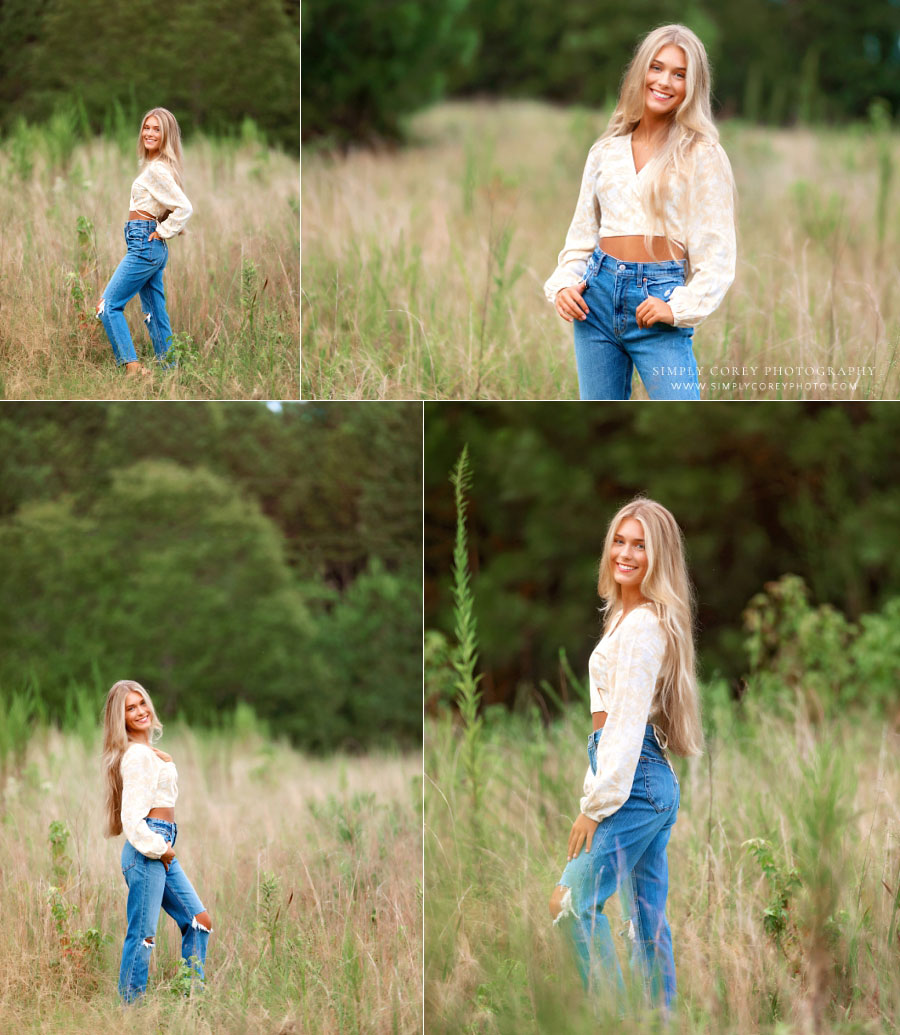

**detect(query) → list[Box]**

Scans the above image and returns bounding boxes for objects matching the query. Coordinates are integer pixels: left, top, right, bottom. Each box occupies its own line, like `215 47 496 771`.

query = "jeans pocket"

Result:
639 757 677 812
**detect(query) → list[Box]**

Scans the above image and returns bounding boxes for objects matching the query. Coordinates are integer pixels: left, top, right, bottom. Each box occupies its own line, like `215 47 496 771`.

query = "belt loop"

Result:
636 261 643 284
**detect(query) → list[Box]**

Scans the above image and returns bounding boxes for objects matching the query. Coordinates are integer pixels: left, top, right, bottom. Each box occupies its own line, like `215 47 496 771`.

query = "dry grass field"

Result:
426 706 900 1034
0 724 421 1034
302 100 900 400
0 125 298 399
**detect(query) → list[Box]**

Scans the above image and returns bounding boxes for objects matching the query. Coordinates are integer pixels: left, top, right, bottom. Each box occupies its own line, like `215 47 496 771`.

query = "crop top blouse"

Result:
129 160 193 239
120 743 179 858
543 133 736 327
580 604 668 823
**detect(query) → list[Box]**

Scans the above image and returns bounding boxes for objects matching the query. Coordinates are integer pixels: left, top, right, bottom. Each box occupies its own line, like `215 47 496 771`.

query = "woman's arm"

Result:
578 608 667 822
543 143 603 305
666 142 736 327
120 746 170 859
143 162 193 240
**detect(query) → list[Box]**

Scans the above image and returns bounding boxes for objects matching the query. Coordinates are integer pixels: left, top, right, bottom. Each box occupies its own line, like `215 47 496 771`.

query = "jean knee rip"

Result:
191 916 212 934
96 298 105 317
144 312 152 324
552 886 574 926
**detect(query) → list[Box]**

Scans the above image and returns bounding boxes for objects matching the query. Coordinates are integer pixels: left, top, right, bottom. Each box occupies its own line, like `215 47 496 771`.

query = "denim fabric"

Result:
573 248 700 400
98 220 175 366
118 817 209 1003
556 725 680 1011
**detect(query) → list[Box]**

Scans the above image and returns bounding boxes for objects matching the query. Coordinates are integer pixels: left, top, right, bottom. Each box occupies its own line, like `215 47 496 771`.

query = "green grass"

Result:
0 122 298 399
302 100 900 399
425 704 900 1033
0 724 420 1033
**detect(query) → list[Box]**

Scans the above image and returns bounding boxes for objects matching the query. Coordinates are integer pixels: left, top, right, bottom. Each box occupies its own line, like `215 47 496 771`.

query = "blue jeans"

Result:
98 220 174 366
555 726 680 1011
572 248 700 400
118 818 210 1003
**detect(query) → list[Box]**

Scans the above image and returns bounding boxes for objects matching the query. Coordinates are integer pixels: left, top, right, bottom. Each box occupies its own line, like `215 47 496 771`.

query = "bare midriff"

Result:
129 209 156 220
147 807 175 821
600 236 685 262
592 710 608 732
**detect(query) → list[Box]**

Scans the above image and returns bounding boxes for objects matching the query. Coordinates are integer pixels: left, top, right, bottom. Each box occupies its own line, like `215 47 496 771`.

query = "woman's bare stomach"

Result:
600 236 685 262
592 711 608 732
147 807 175 821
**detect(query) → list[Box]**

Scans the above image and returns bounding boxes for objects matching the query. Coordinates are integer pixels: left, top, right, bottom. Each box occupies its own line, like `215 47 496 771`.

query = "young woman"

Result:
548 498 703 1013
102 679 213 1002
544 25 736 400
96 107 192 375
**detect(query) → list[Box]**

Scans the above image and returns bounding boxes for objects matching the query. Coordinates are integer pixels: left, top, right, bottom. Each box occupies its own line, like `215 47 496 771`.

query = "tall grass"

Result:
0 114 298 399
0 717 421 1033
302 100 900 399
425 704 900 1033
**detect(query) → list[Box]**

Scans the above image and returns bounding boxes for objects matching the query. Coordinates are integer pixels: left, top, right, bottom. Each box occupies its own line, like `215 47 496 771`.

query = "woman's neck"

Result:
632 114 671 147
620 587 649 613
127 732 151 747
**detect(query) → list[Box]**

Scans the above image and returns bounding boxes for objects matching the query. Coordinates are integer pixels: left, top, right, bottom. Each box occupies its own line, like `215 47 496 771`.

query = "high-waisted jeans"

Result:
98 220 175 366
118 817 210 1002
555 725 680 1011
572 248 700 400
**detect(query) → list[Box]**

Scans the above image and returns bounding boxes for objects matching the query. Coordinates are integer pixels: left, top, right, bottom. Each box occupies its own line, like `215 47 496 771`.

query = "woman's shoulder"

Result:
616 603 665 640
122 742 168 764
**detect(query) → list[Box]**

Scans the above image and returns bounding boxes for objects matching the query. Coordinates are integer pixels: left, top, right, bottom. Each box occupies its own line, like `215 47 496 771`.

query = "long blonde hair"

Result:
601 24 733 256
137 107 185 187
597 497 703 757
101 680 164 838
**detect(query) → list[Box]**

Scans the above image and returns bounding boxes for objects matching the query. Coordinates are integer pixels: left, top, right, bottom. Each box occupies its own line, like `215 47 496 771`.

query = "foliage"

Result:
743 574 900 719
424 401 900 714
450 446 485 819
0 0 299 149
743 838 802 955
0 403 422 752
301 0 477 146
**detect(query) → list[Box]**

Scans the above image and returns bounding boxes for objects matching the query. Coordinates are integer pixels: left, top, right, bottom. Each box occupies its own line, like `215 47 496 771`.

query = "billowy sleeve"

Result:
580 609 667 822
142 161 193 239
543 143 603 304
667 142 736 328
120 746 169 858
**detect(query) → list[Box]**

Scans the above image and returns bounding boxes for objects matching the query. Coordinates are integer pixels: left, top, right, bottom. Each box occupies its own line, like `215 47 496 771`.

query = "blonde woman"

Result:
549 499 703 1012
102 679 212 1002
96 108 192 375
544 25 736 399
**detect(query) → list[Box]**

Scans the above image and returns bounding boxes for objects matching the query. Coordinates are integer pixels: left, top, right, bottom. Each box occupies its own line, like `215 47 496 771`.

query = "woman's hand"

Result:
635 297 674 328
555 282 589 323
567 813 600 861
160 844 176 872
148 231 163 242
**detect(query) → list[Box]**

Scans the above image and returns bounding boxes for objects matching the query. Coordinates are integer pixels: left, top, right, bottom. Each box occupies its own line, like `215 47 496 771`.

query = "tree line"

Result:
0 403 421 751
302 0 900 146
0 0 299 148
424 402 900 713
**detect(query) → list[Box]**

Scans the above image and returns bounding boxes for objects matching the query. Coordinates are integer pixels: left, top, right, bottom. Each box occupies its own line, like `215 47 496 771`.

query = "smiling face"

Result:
124 689 153 737
141 115 161 157
610 516 649 592
644 44 687 118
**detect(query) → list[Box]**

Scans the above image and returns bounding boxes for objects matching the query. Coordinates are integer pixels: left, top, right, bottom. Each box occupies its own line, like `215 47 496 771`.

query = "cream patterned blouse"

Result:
580 604 668 822
129 159 193 239
120 743 179 858
544 133 736 327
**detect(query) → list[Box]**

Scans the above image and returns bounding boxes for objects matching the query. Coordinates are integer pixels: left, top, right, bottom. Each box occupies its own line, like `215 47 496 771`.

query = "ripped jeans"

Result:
98 220 175 366
554 726 680 1011
119 818 210 1002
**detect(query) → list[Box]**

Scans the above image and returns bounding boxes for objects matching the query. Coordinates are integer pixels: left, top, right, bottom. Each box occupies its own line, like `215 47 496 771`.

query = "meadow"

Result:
425 703 900 1034
0 117 299 399
302 100 900 400
0 715 421 1034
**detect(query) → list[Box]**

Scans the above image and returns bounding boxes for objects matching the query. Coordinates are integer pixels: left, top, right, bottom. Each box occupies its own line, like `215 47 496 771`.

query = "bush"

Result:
301 0 477 146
